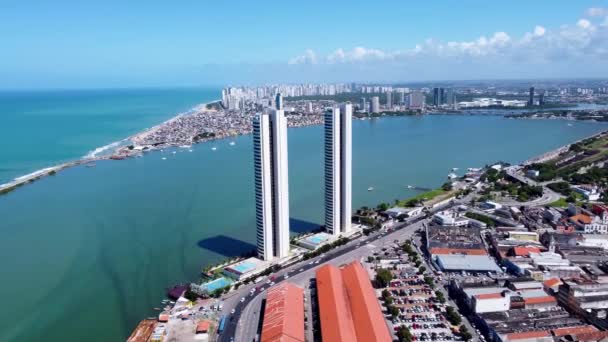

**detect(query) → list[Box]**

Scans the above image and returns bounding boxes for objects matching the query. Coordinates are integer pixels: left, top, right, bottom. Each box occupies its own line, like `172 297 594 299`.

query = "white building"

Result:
253 110 290 261
324 104 352 235
370 96 380 113
571 184 601 201
408 91 425 110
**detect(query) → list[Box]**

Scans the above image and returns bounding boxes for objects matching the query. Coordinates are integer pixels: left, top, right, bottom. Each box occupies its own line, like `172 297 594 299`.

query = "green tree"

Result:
387 305 400 319
445 306 462 326
418 266 427 274
435 291 446 304
397 325 413 342
459 325 472 341
375 268 394 288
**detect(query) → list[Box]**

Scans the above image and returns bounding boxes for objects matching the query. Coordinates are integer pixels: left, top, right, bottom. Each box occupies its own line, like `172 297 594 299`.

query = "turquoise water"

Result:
0 99 607 341
0 88 218 183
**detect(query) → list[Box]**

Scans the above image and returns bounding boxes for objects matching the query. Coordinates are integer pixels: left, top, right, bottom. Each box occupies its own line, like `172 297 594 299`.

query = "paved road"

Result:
218 200 463 342
499 167 562 207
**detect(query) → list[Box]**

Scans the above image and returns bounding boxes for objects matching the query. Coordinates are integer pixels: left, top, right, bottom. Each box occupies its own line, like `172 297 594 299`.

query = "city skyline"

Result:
1 1 607 89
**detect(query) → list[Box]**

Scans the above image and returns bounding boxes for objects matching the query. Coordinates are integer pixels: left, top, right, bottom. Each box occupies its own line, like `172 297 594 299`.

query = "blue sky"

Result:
1 0 607 89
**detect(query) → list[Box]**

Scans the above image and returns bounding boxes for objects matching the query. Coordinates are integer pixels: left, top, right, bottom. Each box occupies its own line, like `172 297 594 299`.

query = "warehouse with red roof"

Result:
316 261 391 342
260 282 305 342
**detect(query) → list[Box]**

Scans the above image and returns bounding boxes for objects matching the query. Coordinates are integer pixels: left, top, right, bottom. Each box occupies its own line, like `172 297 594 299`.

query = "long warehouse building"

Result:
316 261 392 342
260 282 305 342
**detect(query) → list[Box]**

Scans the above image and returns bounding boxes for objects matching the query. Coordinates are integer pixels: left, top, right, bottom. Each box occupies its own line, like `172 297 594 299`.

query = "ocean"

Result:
0 88 219 184
0 89 607 341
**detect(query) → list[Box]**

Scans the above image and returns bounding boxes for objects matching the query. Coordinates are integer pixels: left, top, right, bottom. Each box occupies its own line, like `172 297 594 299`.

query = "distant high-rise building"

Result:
433 88 440 106
439 88 445 105
324 104 352 236
398 92 405 105
409 91 425 110
370 96 380 113
307 101 313 113
275 93 283 110
446 88 455 106
539 93 545 106
360 97 367 112
386 92 392 109
253 110 290 261
528 87 535 106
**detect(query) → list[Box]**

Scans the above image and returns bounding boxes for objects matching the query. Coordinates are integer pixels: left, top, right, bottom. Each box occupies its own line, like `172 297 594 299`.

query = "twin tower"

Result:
253 103 353 261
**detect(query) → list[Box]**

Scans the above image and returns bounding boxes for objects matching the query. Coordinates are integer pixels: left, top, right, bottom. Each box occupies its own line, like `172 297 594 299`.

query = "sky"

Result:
1 0 607 89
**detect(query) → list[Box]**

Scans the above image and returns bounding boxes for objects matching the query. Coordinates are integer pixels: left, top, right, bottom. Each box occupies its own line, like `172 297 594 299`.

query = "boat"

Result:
211 147 217 151
153 307 161 311
161 157 167 160
368 187 374 191
567 123 573 127
407 185 414 189
447 172 458 179
188 149 193 152
229 141 236 146
451 167 459 172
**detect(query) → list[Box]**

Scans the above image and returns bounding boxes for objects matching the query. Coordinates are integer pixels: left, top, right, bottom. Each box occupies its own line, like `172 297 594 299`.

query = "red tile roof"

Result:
543 278 561 289
430 248 487 255
196 321 210 334
158 314 169 323
316 265 358 342
505 330 551 340
570 214 592 224
523 296 557 305
261 283 305 342
552 325 598 337
513 246 541 257
475 293 504 300
341 261 393 342
316 262 392 342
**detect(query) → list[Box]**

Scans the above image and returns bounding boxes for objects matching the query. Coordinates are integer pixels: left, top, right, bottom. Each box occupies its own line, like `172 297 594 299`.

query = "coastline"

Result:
1 103 605 197
0 100 218 196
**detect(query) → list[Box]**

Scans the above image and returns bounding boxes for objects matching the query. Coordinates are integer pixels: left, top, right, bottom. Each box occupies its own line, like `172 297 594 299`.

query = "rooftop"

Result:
261 283 305 342
436 254 501 272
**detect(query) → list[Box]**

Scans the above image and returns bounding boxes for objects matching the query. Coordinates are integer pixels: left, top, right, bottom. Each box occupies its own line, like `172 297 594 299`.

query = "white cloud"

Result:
534 25 546 37
587 7 608 17
288 14 608 65
577 18 592 29
288 49 317 65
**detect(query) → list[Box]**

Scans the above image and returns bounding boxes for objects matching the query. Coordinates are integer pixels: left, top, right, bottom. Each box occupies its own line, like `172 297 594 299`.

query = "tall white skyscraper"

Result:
253 109 290 261
324 104 352 236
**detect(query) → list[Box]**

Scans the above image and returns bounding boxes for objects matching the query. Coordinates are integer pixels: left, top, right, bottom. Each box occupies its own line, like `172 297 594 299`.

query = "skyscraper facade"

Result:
528 87 535 106
386 92 392 109
253 109 290 261
370 96 380 113
275 93 283 110
433 88 440 106
324 104 352 236
360 97 367 112
409 91 425 110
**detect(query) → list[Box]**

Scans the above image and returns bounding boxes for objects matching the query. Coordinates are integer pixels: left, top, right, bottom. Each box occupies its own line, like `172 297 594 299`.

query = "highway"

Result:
217 200 460 342
501 167 562 207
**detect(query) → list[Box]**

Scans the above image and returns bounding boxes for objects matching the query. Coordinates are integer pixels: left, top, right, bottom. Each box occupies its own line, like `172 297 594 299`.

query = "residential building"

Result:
409 91 425 110
370 96 380 113
253 110 290 261
324 104 352 235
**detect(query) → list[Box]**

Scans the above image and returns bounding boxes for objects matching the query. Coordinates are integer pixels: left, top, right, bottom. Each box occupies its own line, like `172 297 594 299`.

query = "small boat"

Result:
211 147 217 151
368 187 374 191
229 141 236 146
188 149 193 152
407 185 414 189
162 157 167 160
567 123 573 127
451 167 459 172
153 307 161 311
447 173 458 179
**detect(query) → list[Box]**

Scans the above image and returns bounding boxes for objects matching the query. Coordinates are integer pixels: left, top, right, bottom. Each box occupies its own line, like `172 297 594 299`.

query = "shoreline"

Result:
1 104 605 197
